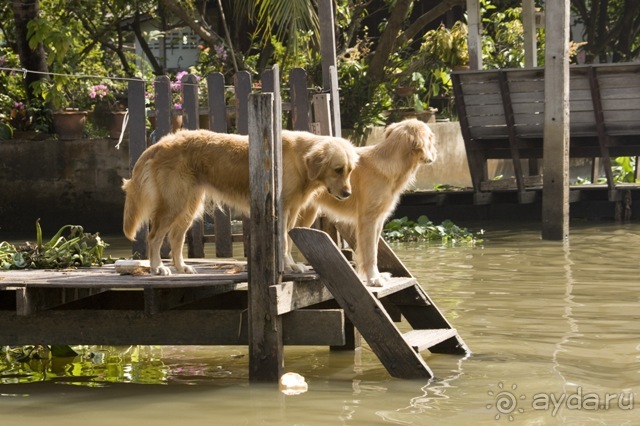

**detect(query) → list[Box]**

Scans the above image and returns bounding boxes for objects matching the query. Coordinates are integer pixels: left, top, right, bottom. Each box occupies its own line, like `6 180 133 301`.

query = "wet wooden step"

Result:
403 329 459 353
368 276 418 298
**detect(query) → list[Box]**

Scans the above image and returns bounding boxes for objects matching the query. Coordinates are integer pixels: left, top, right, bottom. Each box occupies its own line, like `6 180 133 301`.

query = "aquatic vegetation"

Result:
0 219 114 270
383 215 483 245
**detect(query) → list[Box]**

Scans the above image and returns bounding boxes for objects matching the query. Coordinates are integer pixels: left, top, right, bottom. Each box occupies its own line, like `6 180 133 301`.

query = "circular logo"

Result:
487 382 526 421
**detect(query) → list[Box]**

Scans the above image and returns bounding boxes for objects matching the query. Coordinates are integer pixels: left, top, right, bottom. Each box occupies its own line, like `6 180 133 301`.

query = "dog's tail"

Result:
122 161 153 241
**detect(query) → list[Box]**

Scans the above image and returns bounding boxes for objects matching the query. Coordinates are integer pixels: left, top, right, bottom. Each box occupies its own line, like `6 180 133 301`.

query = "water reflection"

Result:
2 221 640 424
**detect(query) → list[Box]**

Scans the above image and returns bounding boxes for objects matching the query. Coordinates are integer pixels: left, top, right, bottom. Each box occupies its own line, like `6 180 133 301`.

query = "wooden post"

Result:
522 0 537 68
312 93 332 136
235 71 252 257
261 65 284 275
541 0 570 240
127 78 148 258
466 0 482 70
182 74 205 258
289 68 310 131
154 76 172 140
208 72 233 258
318 0 341 137
247 92 284 382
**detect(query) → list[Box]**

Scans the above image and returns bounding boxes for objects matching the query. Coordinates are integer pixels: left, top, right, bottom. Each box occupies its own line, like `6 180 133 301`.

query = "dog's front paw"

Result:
366 272 391 287
284 260 309 273
153 265 173 276
175 264 198 274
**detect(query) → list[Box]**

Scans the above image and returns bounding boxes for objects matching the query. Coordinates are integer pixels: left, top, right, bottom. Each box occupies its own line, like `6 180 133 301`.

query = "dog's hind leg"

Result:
148 214 173 276
166 191 205 274
167 212 199 274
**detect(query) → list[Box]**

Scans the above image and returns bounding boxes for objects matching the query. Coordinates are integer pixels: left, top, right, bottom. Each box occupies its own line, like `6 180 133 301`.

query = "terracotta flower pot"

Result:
53 110 87 140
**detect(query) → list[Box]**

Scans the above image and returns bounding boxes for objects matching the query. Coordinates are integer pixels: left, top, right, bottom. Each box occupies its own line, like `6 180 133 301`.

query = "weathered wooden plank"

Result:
207 72 234 258
290 227 433 379
312 93 332 136
262 65 285 275
290 68 309 131
144 284 240 314
154 75 172 139
247 92 283 382
270 280 334 315
128 78 149 258
0 309 344 346
329 65 342 138
16 287 109 316
0 262 249 288
235 71 252 135
282 309 345 346
403 329 458 353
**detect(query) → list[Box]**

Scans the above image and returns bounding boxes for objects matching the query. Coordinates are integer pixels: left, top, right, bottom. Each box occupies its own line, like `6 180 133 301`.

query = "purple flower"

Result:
13 101 25 110
215 44 228 61
174 103 182 110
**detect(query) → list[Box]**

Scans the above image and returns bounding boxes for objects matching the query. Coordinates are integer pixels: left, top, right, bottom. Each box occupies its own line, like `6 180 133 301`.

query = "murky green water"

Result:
2 221 639 425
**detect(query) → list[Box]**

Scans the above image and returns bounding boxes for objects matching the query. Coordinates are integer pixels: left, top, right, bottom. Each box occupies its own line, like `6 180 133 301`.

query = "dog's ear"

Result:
305 143 327 181
384 121 400 140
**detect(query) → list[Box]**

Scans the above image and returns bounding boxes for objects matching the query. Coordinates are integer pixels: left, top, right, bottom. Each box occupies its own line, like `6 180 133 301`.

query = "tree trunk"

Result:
12 0 49 102
366 0 413 86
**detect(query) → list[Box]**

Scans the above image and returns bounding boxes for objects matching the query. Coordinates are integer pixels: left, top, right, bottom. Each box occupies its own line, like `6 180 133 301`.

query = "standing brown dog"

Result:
122 129 358 275
299 119 437 286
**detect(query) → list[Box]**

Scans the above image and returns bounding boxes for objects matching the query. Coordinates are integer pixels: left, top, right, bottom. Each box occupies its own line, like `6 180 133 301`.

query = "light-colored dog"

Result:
122 129 358 275
299 119 437 286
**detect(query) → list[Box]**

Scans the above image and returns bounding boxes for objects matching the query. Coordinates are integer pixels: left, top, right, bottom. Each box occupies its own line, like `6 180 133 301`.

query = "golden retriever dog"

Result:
122 129 358 275
298 119 437 286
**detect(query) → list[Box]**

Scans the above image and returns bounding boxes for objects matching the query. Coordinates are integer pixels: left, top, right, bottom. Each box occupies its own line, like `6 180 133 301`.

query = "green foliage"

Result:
612 157 637 183
575 157 637 185
0 220 114 270
480 0 546 69
383 216 483 245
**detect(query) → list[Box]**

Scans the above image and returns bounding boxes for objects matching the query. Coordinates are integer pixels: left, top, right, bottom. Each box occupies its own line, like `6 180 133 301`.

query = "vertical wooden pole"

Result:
248 92 283 382
318 0 341 137
182 74 205 258
466 0 482 70
542 0 570 240
289 68 310 131
522 0 538 68
127 78 148 258
261 66 284 275
153 75 173 259
312 93 332 136
208 73 233 258
154 76 172 140
235 71 252 257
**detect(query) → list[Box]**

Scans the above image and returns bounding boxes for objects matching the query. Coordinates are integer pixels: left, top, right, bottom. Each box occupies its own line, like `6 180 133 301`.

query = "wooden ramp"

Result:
289 227 469 379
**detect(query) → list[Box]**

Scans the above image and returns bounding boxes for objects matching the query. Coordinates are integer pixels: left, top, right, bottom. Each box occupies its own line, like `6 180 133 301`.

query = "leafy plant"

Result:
0 219 114 270
382 215 483 245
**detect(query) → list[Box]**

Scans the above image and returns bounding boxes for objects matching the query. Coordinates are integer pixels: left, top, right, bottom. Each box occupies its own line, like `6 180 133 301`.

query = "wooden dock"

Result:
0 229 469 380
0 64 469 381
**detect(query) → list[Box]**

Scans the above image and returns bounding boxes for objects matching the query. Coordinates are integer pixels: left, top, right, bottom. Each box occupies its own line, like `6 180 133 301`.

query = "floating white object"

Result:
279 372 308 395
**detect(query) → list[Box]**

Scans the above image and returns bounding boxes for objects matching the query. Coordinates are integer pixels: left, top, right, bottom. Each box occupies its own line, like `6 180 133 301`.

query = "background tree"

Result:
571 0 640 63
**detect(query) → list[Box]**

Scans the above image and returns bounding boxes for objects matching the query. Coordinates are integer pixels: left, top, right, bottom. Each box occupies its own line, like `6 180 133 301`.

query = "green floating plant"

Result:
382 215 483 245
1 219 114 270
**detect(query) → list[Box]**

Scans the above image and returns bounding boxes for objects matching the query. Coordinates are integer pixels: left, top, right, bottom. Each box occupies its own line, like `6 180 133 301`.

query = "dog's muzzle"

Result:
329 188 351 200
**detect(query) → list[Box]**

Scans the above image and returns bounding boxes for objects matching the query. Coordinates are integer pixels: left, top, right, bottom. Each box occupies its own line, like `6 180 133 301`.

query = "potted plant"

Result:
32 77 90 140
88 83 128 138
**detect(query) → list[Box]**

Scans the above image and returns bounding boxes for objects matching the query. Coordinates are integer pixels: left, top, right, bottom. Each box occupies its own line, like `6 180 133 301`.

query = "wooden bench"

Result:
452 63 640 203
